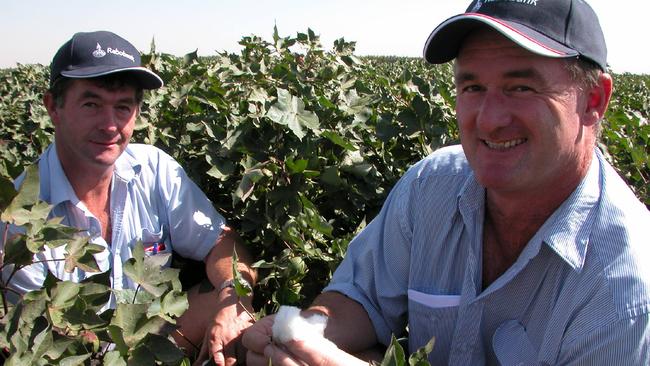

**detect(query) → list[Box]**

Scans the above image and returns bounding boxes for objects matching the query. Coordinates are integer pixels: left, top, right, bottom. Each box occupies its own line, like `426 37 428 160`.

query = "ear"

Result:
582 72 613 127
43 92 61 125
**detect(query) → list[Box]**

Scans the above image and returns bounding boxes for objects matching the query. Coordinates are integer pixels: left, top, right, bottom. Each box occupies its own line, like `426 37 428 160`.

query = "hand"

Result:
194 289 255 366
241 314 275 366
264 338 367 366
242 313 367 366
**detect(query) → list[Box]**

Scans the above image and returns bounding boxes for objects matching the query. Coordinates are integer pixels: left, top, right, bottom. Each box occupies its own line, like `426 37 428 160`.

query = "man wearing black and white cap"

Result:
243 0 650 365
1 31 256 365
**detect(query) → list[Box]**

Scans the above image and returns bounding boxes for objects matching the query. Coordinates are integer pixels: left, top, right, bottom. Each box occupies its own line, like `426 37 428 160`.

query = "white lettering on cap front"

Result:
106 47 136 63
480 0 538 5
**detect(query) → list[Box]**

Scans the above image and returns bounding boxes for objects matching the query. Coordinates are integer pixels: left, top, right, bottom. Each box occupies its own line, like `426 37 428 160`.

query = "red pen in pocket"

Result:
144 242 166 254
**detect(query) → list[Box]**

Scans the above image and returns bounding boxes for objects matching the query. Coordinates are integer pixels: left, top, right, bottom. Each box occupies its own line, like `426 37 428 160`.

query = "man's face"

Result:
45 79 139 172
454 30 596 201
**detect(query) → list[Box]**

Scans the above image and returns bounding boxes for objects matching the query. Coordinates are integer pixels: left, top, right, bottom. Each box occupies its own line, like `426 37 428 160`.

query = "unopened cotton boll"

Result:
272 305 329 344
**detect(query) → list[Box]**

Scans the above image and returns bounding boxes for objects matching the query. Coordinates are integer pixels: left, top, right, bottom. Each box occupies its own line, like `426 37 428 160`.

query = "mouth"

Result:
483 138 527 150
92 140 120 146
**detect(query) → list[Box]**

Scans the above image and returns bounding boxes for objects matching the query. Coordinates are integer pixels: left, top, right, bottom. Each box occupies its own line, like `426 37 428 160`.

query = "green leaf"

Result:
3 235 34 267
160 290 189 318
103 350 128 366
285 157 308 174
1 164 50 225
122 242 176 297
233 168 265 204
63 235 103 273
48 281 81 328
266 88 320 140
59 354 92 366
44 335 76 361
321 130 358 151
0 174 18 212
26 320 52 363
143 334 185 363
32 222 79 250
128 345 156 365
183 49 199 65
110 303 173 348
380 335 407 366
232 248 253 297
321 166 343 187
206 160 235 181
408 336 435 366
339 89 373 124
107 325 129 356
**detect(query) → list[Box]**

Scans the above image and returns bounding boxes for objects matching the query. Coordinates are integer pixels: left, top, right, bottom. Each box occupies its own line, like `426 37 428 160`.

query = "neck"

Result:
59 160 114 243
61 162 114 203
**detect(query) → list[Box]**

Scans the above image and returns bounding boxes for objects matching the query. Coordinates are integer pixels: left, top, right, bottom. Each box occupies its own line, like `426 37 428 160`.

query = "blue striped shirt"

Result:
325 145 650 365
1 143 225 306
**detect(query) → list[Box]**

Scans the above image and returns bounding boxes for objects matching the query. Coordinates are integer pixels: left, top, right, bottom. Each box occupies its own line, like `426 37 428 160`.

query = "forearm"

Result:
204 226 257 294
306 291 378 353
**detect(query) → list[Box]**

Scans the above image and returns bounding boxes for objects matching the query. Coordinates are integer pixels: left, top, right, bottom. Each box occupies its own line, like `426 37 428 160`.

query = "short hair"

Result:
49 73 145 108
564 58 606 139
564 57 602 91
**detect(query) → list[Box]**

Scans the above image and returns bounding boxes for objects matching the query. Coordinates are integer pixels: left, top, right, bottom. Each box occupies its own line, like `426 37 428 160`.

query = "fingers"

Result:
242 315 275 353
282 339 368 366
242 315 277 366
193 337 211 366
204 303 256 365
264 343 307 366
245 348 269 366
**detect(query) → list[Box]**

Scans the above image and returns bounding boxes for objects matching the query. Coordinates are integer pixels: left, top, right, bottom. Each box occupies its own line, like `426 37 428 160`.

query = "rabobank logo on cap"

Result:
92 42 136 63
92 43 106 58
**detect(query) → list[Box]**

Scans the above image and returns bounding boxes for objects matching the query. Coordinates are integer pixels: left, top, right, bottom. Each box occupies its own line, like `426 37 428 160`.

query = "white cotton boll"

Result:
272 305 329 344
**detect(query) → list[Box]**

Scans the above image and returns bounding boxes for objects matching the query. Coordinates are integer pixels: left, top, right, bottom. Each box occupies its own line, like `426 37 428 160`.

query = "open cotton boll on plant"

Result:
272 305 330 344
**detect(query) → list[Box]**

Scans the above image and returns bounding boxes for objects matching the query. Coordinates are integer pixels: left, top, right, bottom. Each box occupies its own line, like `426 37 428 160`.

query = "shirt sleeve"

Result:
324 166 419 345
154 150 226 261
1 256 48 303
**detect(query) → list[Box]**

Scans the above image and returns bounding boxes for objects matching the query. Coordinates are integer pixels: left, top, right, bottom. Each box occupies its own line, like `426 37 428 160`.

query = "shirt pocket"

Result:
408 289 460 364
140 225 171 258
492 320 539 366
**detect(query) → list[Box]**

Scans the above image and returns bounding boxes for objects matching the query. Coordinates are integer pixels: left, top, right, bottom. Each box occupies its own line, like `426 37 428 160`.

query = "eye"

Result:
82 101 98 108
511 85 535 93
460 84 484 93
116 105 132 113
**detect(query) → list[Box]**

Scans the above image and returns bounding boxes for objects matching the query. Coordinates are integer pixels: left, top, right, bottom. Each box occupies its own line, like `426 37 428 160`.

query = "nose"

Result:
96 106 121 132
475 90 511 133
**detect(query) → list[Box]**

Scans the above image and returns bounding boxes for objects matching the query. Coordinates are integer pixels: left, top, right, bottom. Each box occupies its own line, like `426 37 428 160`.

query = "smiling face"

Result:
454 29 601 204
45 79 139 175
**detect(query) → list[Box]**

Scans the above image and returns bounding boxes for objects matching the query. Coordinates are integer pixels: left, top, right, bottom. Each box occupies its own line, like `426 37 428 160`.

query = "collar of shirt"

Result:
37 142 141 207
456 149 602 277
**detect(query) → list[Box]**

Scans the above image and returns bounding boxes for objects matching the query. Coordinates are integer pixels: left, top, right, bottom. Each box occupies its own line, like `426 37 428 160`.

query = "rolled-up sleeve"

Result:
324 166 418 345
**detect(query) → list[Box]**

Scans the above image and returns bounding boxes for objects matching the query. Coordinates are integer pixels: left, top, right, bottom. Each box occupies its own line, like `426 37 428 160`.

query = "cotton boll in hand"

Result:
272 305 329 344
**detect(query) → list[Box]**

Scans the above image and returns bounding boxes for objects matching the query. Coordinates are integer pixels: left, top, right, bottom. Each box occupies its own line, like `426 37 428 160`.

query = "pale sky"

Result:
2 0 648 74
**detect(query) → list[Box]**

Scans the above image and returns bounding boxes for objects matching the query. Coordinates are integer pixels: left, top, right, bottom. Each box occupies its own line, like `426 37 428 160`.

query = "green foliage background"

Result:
0 27 648 363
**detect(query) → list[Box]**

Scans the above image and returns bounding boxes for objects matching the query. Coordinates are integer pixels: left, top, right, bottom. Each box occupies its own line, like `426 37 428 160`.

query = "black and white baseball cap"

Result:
49 30 163 89
423 0 607 71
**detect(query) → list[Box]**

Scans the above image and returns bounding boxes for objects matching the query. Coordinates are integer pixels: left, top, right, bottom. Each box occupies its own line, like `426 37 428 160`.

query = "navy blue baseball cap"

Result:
423 0 607 71
49 30 163 89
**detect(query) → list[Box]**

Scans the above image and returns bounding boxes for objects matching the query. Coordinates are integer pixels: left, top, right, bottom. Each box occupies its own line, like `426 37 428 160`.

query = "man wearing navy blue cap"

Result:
1 31 255 365
243 0 650 365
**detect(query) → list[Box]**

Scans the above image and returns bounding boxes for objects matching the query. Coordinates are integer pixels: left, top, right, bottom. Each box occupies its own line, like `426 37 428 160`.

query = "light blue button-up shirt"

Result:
325 145 650 365
2 143 225 305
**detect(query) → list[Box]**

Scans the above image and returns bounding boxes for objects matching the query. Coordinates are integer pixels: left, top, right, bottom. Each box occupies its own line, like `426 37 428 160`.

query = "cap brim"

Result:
60 65 163 89
423 13 579 64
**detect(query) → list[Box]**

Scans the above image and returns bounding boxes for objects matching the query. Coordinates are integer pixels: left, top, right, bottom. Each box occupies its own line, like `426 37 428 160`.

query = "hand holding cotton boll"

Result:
262 306 368 366
271 306 329 344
